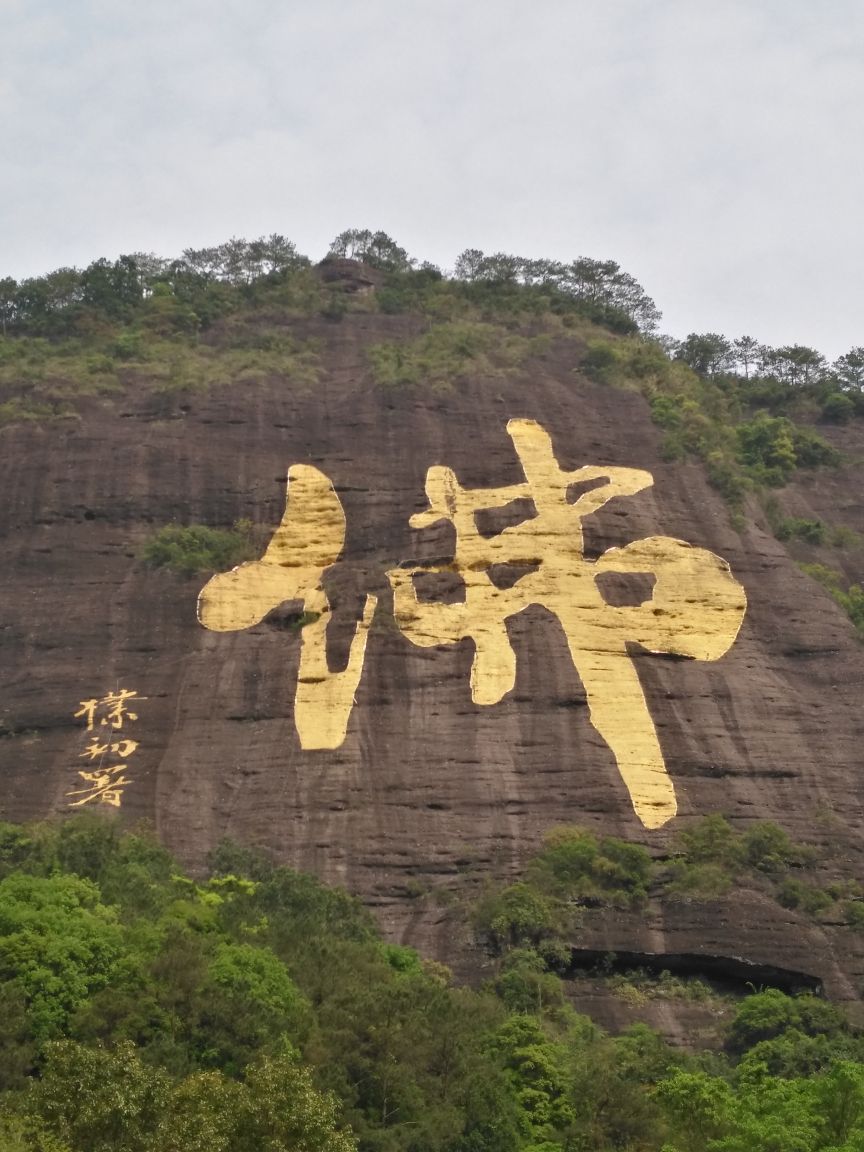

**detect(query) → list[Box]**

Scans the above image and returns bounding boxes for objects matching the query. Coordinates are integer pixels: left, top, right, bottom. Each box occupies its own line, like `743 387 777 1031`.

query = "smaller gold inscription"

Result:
68 690 143 807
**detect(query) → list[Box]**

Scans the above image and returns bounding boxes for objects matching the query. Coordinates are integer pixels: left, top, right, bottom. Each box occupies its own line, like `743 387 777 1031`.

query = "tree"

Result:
181 244 222 280
833 347 864 392
767 345 827 388
655 1070 734 1150
14 268 83 333
675 332 734 376
735 414 798 485
80 257 143 318
487 1016 574 1142
248 233 308 277
0 873 124 1040
328 228 373 261
566 257 621 303
472 252 523 283
0 276 17 334
29 1039 169 1152
732 335 762 379
127 252 171 295
234 1047 357 1152
327 229 412 271
453 248 486 280
727 989 845 1055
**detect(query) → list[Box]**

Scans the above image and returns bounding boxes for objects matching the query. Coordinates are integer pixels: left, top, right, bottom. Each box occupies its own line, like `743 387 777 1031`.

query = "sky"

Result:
1 0 862 359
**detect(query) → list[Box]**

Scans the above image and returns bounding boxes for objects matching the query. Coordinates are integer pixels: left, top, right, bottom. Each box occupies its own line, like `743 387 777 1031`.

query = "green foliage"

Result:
473 827 654 954
30 1039 169 1152
327 228 413 271
142 522 258 575
763 495 863 551
665 860 735 899
735 414 835 486
0 395 64 426
777 878 834 915
27 1040 355 1152
0 873 124 1040
4 817 864 1152
740 821 814 872
490 949 567 1015
367 320 548 389
727 989 846 1054
473 883 557 950
583 332 843 513
800 563 864 637
665 815 825 911
775 516 827 545
206 939 306 1021
822 391 856 423
528 825 652 908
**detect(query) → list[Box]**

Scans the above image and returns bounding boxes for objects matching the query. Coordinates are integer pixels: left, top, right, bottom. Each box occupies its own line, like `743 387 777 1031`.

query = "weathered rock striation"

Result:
2 301 864 1012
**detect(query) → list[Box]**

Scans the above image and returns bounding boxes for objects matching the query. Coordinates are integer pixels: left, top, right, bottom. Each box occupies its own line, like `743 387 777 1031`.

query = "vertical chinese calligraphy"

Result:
68 689 143 807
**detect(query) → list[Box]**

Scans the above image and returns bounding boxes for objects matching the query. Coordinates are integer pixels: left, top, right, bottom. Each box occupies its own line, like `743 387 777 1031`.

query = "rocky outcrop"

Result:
2 311 864 1006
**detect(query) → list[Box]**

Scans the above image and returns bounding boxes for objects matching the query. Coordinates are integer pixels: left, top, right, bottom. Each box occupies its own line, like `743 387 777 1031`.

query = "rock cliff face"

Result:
2 300 864 1014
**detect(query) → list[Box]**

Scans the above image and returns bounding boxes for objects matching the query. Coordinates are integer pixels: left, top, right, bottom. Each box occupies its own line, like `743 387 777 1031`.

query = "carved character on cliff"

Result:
197 465 377 750
388 419 747 829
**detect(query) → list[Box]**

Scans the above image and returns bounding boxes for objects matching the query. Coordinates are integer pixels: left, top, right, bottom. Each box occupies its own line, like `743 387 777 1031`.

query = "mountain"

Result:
2 247 864 1037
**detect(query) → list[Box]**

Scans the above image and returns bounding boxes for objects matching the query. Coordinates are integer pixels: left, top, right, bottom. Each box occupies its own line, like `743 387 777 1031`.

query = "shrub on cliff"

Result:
528 826 652 909
142 521 258 575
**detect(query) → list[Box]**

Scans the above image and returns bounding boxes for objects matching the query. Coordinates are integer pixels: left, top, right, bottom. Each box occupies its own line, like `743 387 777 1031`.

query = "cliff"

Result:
2 271 864 1029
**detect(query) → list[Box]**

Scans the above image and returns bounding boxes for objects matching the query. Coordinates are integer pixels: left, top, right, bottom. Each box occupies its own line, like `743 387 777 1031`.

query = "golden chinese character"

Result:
111 739 139 758
74 699 99 732
387 419 747 829
80 740 109 760
99 689 140 729
67 764 132 808
198 465 377 749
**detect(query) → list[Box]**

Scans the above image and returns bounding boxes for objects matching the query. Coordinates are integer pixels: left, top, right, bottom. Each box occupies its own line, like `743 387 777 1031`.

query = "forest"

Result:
2 816 864 1151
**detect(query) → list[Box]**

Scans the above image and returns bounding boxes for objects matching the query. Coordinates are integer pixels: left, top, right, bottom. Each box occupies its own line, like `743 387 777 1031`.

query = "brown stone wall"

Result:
2 313 863 1000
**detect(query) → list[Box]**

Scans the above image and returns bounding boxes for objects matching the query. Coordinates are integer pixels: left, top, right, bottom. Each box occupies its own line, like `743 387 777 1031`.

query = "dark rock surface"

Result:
2 310 864 1006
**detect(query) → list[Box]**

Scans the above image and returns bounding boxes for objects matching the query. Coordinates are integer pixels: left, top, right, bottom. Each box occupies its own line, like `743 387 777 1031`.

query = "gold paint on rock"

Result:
68 690 144 807
197 465 377 749
388 419 747 829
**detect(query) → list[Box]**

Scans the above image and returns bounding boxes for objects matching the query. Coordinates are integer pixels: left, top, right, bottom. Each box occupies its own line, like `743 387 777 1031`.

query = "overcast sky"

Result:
2 0 862 358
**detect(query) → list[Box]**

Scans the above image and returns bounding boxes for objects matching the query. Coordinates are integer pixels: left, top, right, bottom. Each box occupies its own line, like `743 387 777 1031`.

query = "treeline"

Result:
3 227 861 404
3 227 862 435
4 815 864 1151
669 332 864 426
0 235 311 337
0 229 660 341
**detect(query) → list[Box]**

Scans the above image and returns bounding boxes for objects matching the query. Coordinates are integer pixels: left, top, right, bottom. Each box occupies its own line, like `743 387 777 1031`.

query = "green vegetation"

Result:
605 969 721 1008
472 827 652 954
581 334 844 511
664 814 817 900
367 320 550 389
1 230 860 553
799 564 864 637
3 816 864 1150
472 815 849 943
142 521 260 574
